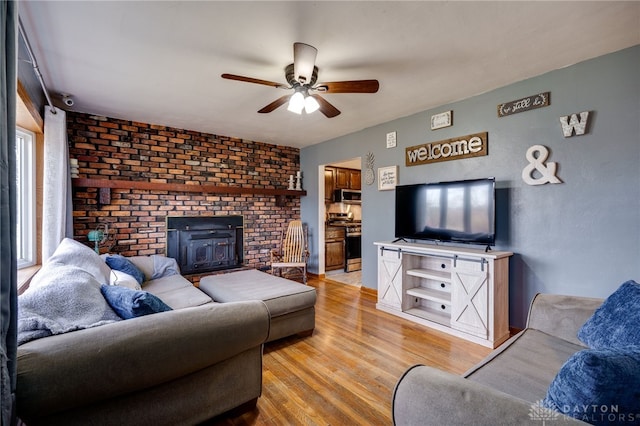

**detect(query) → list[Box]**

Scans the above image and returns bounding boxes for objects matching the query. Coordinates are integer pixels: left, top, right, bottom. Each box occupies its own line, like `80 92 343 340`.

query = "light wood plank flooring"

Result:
210 275 491 425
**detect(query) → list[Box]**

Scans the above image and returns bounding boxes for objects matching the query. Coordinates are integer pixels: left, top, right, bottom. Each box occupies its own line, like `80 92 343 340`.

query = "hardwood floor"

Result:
209 276 491 425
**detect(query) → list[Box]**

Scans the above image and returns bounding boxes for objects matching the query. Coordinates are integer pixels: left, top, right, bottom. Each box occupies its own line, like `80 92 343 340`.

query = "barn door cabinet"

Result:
374 241 512 348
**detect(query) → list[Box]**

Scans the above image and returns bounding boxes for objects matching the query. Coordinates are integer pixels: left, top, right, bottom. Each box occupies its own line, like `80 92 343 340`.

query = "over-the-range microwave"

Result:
334 189 361 204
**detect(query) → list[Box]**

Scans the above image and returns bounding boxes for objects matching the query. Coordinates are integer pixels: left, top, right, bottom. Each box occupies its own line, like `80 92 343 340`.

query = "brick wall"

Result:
68 112 302 270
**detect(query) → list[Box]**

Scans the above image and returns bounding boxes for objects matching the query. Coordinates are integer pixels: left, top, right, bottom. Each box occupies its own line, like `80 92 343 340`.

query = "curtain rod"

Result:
18 17 57 115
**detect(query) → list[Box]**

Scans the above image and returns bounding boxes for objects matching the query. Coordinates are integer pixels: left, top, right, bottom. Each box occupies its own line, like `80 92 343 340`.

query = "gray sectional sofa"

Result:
16 238 271 425
393 293 606 425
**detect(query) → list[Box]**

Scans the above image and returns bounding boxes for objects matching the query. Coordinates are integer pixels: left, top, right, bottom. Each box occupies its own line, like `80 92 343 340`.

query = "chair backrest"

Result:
282 220 306 263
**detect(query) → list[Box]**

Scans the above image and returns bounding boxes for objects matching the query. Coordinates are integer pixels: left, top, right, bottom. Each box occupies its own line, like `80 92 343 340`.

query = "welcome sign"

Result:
405 132 488 166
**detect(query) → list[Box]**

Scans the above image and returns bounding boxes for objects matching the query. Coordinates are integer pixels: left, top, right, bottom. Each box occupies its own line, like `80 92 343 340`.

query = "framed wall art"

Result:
430 110 453 130
378 166 398 191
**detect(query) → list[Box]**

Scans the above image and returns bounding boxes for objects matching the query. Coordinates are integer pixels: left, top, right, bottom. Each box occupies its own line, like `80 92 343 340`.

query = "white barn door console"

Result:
374 241 512 348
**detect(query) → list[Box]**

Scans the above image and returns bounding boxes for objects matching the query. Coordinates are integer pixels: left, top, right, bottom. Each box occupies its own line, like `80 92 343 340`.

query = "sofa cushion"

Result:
464 328 585 403
542 347 640 424
578 280 640 350
104 254 146 284
526 293 603 346
126 255 155 281
101 284 172 319
127 255 181 282
143 275 213 309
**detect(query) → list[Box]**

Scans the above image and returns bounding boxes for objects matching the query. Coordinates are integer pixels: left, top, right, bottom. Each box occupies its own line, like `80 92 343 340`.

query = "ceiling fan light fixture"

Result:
304 95 320 114
287 91 305 114
222 42 377 118
293 42 318 84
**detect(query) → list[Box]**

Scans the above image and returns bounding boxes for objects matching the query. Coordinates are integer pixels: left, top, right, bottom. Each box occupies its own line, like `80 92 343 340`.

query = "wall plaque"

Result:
498 92 550 117
430 110 453 130
386 131 397 148
405 132 488 167
378 166 398 190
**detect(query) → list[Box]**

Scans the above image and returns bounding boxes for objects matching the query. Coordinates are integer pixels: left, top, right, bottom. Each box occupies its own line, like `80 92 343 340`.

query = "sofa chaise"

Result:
199 269 317 343
16 238 271 426
393 281 640 425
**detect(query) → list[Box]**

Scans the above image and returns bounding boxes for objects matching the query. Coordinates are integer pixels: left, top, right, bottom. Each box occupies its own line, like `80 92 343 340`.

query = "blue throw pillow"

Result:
105 254 146 285
100 284 172 320
542 347 640 425
578 280 640 349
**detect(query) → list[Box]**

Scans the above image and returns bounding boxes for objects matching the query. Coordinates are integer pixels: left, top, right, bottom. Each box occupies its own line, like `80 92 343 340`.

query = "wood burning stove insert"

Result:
166 215 243 275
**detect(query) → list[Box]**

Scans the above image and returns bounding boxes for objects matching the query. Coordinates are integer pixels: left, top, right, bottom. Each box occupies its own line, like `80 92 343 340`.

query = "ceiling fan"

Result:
221 43 379 118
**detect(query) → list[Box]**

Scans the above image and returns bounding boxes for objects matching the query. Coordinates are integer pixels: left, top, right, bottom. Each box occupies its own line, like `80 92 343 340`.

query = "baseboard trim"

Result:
360 286 377 297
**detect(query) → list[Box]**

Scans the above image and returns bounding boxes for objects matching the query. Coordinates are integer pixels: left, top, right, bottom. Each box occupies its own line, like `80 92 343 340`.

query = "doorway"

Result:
319 157 362 287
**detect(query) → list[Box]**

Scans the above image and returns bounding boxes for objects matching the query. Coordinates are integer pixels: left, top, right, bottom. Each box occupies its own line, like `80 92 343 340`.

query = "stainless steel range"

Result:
328 213 361 272
344 223 361 272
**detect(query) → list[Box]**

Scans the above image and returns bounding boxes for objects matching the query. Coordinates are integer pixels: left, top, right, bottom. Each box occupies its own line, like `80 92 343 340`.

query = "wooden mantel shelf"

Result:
72 178 306 206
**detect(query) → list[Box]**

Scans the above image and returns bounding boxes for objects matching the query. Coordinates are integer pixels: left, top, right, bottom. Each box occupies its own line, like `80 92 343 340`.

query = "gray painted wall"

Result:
301 46 640 328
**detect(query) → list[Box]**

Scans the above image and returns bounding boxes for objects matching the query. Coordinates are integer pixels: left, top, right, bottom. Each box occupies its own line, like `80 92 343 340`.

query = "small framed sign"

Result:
431 110 453 130
378 166 398 191
498 92 550 117
386 131 397 148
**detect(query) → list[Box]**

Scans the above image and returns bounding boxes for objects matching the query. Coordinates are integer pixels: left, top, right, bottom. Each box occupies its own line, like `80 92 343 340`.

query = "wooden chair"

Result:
270 220 309 284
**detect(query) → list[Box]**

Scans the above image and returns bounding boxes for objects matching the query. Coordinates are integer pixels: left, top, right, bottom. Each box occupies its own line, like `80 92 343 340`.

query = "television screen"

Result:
395 178 495 245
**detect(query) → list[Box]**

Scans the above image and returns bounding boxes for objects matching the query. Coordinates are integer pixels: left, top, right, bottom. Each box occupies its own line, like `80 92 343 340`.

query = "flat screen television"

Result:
394 177 495 246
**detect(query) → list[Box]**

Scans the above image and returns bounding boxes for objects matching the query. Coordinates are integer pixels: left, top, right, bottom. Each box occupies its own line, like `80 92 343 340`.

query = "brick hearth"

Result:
68 112 302 270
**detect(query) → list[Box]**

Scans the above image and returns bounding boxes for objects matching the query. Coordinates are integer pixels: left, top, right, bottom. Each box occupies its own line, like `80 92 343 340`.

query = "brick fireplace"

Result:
68 112 302 271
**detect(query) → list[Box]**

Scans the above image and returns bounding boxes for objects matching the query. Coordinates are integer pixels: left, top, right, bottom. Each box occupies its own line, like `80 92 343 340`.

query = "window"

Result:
16 127 36 268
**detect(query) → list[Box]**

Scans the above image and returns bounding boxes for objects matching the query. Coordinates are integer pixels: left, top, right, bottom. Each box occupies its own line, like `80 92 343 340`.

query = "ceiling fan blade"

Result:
293 42 318 85
310 94 341 118
258 95 291 113
221 73 288 89
315 80 380 94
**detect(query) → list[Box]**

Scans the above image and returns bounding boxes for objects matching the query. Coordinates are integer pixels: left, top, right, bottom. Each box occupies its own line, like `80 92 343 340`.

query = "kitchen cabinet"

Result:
324 167 336 202
335 169 349 189
324 166 362 192
325 226 345 271
333 167 361 190
349 170 361 190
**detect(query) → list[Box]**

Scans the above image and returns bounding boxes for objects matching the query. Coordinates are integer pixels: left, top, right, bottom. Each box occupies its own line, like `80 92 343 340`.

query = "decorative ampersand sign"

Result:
522 145 562 186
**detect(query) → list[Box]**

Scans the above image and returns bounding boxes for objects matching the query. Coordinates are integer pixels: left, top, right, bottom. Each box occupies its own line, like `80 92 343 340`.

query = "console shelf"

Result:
405 307 450 327
375 241 513 348
406 268 451 282
406 287 451 305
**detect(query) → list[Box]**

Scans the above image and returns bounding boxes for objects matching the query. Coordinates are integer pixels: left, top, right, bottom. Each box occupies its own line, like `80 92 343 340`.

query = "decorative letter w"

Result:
559 111 590 137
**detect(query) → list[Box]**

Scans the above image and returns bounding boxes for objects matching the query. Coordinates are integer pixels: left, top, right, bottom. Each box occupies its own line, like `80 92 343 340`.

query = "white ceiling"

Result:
18 1 640 149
